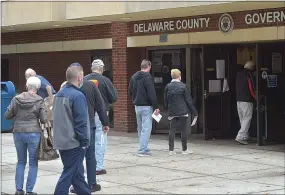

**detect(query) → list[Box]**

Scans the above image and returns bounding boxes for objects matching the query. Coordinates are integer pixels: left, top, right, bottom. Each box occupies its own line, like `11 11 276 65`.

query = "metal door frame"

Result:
201 45 206 137
256 43 263 146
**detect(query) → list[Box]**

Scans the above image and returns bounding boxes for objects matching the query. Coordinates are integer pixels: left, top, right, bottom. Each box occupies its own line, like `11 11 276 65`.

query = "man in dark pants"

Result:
68 79 110 193
53 64 90 195
164 69 198 156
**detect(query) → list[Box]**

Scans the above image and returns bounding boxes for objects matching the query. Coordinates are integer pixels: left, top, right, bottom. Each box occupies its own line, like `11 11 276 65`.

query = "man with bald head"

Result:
25 68 55 104
53 63 91 195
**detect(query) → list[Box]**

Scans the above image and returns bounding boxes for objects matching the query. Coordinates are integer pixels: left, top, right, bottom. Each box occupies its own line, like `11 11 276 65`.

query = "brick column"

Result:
112 22 136 132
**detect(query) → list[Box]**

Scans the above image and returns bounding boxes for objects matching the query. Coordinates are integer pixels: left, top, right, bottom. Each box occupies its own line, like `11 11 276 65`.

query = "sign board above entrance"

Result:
129 8 285 35
134 17 210 33
245 11 285 25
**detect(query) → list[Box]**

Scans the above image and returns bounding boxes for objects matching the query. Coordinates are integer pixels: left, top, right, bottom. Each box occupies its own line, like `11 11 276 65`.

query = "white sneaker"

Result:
182 150 193 155
169 151 176 156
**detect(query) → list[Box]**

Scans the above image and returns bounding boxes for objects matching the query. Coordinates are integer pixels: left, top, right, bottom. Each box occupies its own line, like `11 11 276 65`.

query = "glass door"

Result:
149 49 185 134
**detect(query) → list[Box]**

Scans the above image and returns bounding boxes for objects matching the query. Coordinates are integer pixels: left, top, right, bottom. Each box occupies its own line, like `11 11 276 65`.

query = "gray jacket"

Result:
4 92 48 133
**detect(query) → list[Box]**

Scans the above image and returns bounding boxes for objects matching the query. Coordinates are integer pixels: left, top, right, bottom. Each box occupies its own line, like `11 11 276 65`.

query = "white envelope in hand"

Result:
191 116 198 127
152 112 162 123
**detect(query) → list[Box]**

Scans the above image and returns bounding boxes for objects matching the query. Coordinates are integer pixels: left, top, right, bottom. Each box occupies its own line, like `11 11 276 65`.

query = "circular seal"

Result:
162 65 169 74
219 13 234 34
261 71 268 79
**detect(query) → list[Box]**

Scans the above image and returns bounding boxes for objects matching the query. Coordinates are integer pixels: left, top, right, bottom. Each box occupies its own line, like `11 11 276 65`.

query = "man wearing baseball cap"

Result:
84 59 118 175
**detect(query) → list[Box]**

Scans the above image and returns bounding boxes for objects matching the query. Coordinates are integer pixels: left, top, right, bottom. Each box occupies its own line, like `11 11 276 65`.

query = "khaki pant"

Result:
236 102 253 140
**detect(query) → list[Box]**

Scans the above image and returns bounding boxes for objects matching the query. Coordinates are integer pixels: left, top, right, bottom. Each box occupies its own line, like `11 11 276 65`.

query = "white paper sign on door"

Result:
216 60 225 79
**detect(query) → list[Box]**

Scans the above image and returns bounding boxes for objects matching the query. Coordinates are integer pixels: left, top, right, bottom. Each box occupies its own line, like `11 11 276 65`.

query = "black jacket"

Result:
164 81 198 117
236 69 256 102
81 80 109 128
84 72 118 110
128 71 158 109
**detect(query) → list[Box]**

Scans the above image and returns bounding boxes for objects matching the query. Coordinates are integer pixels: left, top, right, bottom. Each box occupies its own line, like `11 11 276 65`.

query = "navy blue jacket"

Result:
53 83 90 150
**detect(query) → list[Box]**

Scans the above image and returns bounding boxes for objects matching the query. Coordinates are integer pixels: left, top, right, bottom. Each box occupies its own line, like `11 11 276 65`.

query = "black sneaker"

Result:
15 190 25 195
25 192 37 195
96 169 107 175
90 184 101 192
70 184 101 194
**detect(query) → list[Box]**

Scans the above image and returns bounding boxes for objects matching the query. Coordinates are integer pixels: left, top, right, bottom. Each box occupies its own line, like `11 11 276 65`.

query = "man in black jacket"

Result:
164 69 198 156
235 61 256 145
61 63 110 193
84 59 117 175
128 59 160 157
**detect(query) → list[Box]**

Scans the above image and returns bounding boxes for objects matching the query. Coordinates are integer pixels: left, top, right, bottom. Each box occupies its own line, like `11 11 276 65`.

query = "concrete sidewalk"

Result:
1 132 284 194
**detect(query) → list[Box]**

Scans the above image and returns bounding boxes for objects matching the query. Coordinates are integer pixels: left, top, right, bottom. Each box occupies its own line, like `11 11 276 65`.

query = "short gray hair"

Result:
26 76 41 90
141 59 151 70
25 68 36 80
91 59 104 72
66 64 83 82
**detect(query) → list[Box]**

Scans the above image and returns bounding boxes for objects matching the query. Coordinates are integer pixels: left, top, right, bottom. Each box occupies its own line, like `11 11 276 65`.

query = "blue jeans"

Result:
135 106 153 153
13 132 41 193
95 112 108 171
54 147 91 195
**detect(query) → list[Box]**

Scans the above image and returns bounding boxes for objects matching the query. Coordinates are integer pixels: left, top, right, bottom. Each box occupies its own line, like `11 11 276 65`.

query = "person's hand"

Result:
103 126 110 133
154 109 160 115
49 97 54 106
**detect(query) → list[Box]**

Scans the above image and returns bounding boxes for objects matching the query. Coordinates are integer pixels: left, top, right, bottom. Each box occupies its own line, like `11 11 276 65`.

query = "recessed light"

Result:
121 17 131 20
52 24 60 27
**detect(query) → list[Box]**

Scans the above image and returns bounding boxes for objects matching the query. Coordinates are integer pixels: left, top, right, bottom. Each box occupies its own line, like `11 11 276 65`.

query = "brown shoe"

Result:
96 169 107 175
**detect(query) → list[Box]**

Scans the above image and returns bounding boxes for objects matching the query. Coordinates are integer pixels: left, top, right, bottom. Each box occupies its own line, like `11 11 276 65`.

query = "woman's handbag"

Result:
38 124 59 161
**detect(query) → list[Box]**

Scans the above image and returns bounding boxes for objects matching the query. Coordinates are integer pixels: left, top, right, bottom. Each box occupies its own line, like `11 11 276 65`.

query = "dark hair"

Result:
141 59 151 70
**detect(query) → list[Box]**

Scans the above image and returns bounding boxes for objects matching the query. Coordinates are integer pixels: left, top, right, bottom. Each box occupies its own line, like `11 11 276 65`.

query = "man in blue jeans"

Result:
128 59 160 157
62 67 110 193
53 64 91 195
84 59 117 175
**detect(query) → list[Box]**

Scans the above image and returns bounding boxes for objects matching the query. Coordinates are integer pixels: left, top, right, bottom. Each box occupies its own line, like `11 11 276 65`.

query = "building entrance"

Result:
201 42 285 145
148 48 186 134
258 42 285 144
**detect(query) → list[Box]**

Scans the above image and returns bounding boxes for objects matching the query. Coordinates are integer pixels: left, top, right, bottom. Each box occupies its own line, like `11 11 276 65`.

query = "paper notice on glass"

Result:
216 60 225 79
152 112 162 123
222 78 229 92
191 116 198 127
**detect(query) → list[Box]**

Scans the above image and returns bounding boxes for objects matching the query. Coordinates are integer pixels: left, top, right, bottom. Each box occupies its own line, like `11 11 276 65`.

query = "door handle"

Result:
204 90 207 99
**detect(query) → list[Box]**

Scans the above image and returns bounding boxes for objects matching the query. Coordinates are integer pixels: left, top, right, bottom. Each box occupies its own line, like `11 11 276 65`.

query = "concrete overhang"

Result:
1 1 285 32
1 1 110 32
76 1 285 22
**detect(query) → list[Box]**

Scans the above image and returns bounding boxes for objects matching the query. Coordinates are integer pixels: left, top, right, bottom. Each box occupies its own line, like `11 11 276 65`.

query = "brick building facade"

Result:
2 7 285 135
